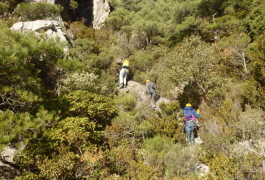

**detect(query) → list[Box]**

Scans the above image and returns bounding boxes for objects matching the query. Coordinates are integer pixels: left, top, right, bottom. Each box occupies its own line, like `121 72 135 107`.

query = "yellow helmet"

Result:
146 80 150 83
186 103 192 107
123 59 129 67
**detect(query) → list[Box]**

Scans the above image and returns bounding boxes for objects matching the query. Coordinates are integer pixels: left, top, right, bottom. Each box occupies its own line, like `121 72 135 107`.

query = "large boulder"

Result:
11 20 67 42
93 0 110 29
119 81 170 111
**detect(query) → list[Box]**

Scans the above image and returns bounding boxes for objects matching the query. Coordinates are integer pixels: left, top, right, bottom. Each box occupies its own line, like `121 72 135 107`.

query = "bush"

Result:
107 145 135 175
142 136 201 178
15 2 63 21
114 92 137 111
47 117 101 150
0 22 65 111
234 152 265 179
233 105 265 140
106 8 133 30
69 0 78 10
0 108 54 151
70 38 113 73
0 2 8 16
159 101 180 116
130 46 166 82
206 153 238 179
147 115 185 142
245 0 265 38
63 90 118 126
58 72 107 95
69 21 95 39
141 136 173 176
108 110 152 143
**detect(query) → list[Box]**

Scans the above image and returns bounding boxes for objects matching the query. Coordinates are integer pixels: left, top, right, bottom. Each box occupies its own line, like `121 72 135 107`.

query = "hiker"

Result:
145 80 158 108
183 103 200 143
119 59 129 89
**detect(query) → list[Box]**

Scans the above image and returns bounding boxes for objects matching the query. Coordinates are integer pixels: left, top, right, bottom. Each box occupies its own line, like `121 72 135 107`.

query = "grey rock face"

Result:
119 81 170 111
93 0 110 29
28 0 111 30
0 146 20 179
1 146 17 163
195 162 210 177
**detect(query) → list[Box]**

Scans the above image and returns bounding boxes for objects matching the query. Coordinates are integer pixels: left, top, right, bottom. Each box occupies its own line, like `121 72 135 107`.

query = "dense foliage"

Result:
14 2 63 21
0 0 264 179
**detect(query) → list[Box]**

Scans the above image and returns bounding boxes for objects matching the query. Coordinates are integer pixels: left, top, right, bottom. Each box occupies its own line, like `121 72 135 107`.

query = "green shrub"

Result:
245 0 265 38
233 105 265 140
147 115 185 142
141 136 173 175
70 38 113 73
58 72 107 95
36 149 77 179
114 92 137 111
245 32 265 109
0 108 54 151
0 22 65 111
206 153 238 179
63 90 118 126
106 7 133 30
69 21 95 39
142 136 201 179
126 159 158 179
107 144 135 175
48 117 101 149
159 101 180 116
235 153 265 179
69 0 78 10
15 2 63 21
0 0 22 16
109 110 153 143
0 2 8 16
130 46 166 82
164 144 201 179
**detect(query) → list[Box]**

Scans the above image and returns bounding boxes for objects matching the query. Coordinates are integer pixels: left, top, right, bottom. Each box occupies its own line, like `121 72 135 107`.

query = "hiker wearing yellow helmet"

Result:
119 59 129 89
145 80 158 108
183 103 200 143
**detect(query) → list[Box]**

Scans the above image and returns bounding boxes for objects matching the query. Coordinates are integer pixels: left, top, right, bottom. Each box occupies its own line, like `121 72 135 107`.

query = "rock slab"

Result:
11 20 67 42
93 0 111 29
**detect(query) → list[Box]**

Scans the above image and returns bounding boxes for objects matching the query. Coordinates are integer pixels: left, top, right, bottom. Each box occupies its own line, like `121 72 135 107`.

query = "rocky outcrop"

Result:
195 162 210 177
11 20 68 42
27 0 110 29
232 140 265 157
93 0 110 29
119 81 170 111
0 146 20 179
31 0 55 3
232 140 265 172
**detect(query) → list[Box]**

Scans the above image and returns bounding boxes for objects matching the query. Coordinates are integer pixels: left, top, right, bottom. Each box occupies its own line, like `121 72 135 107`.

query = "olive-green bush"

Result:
15 2 63 21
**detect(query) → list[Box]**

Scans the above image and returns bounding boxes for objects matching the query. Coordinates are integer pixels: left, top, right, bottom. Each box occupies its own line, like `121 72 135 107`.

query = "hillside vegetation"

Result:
0 0 264 179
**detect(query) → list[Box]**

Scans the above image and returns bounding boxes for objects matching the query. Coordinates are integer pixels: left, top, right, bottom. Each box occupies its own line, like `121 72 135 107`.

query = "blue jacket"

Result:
183 107 200 119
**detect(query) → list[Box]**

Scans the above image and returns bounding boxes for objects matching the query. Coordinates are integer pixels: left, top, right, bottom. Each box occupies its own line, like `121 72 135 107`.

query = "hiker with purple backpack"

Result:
183 103 200 143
